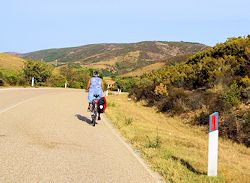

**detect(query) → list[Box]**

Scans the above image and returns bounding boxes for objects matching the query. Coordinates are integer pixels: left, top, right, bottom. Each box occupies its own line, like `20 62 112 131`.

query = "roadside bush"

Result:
240 76 250 87
68 81 82 89
194 111 209 126
145 129 161 148
47 74 66 87
0 69 25 86
220 113 250 147
23 60 53 85
129 77 156 104
219 82 242 110
114 77 140 92
0 78 4 86
5 75 19 85
59 66 91 89
157 88 204 114
0 71 4 86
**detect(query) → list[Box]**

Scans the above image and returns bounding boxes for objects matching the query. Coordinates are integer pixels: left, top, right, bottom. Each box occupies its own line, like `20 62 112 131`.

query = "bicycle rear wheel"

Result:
91 103 97 126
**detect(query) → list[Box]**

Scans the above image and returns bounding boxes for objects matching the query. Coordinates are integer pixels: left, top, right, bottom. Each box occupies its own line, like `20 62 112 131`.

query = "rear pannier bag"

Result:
98 97 107 113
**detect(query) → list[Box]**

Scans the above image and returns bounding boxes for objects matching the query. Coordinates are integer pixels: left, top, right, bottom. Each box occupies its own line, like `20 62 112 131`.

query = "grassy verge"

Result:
105 94 250 183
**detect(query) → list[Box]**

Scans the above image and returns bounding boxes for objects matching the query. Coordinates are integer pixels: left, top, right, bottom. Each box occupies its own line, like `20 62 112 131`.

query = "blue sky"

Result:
0 0 249 53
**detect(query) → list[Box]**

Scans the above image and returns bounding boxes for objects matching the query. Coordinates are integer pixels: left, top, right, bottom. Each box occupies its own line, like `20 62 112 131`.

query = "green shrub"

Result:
23 60 53 85
6 75 19 85
0 79 4 86
220 113 250 147
0 70 5 86
145 129 161 148
68 81 82 89
59 66 91 89
47 74 66 87
124 117 133 125
220 82 242 110
114 77 140 92
0 69 25 86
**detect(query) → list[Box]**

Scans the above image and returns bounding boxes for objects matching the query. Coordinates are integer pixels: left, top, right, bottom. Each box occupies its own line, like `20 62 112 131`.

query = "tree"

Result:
23 60 53 85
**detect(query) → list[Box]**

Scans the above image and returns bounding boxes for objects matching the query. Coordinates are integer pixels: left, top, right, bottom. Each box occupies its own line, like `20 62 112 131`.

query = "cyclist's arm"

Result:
101 80 104 91
86 80 91 91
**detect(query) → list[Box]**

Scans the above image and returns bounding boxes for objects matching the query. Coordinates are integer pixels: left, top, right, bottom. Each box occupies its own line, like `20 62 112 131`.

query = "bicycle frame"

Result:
91 98 99 126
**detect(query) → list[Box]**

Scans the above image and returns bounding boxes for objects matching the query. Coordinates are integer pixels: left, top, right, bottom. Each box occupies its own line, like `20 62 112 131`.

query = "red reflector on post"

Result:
209 112 218 132
212 115 216 131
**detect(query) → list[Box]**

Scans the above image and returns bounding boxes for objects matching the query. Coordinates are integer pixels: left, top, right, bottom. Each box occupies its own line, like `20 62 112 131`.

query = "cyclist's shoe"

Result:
98 116 101 120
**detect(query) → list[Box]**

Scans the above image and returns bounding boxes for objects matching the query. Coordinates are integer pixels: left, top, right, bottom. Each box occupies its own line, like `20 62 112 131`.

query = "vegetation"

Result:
0 69 26 86
105 94 250 183
0 53 27 86
59 65 91 88
112 77 140 92
130 35 250 147
23 60 53 85
0 55 93 88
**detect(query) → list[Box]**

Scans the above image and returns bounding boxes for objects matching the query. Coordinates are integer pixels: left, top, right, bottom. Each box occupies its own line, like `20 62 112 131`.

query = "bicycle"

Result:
90 94 100 126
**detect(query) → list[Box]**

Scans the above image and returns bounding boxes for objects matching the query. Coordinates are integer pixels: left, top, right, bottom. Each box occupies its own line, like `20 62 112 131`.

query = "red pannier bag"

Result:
98 97 107 113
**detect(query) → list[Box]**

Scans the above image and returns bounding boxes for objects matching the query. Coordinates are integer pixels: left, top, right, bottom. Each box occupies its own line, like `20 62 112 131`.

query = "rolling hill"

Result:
22 41 208 75
0 53 26 71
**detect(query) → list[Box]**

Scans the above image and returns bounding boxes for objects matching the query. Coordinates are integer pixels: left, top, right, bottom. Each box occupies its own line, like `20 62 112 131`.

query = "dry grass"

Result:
105 94 250 183
122 62 165 77
83 64 110 70
0 53 26 71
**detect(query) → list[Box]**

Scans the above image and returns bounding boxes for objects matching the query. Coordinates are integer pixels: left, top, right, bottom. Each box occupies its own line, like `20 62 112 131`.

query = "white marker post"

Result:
31 77 35 87
64 82 67 88
106 90 109 96
208 112 219 176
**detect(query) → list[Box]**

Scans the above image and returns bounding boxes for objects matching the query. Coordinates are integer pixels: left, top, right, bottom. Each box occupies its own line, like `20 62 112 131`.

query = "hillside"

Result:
0 53 26 71
130 35 250 147
22 41 208 75
121 62 166 77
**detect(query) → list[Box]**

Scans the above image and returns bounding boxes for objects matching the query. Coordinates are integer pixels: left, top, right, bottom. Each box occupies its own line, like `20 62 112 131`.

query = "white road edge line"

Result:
0 88 58 114
103 115 164 183
0 88 81 91
0 97 37 114
0 88 62 91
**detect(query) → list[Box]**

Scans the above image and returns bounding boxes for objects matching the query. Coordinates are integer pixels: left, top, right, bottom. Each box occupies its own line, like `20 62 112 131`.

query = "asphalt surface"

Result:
0 88 161 183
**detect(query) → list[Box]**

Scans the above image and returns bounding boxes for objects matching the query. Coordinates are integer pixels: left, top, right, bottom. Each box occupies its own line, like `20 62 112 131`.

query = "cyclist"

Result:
86 71 104 120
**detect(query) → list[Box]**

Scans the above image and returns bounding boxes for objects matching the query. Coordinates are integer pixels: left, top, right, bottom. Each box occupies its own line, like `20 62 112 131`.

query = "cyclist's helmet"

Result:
93 71 99 77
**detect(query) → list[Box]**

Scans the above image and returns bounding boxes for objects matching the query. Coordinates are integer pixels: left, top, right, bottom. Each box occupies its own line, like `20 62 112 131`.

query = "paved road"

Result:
0 88 161 183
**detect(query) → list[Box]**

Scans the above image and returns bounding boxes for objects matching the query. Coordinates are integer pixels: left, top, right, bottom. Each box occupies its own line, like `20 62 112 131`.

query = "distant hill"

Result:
4 52 22 57
22 41 208 75
0 53 26 71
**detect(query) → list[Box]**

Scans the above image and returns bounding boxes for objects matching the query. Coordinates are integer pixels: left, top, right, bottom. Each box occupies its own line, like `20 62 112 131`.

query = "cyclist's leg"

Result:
98 112 101 120
88 90 94 111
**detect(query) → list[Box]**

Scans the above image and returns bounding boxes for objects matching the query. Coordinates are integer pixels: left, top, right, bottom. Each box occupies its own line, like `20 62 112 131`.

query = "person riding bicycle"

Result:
86 71 104 120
